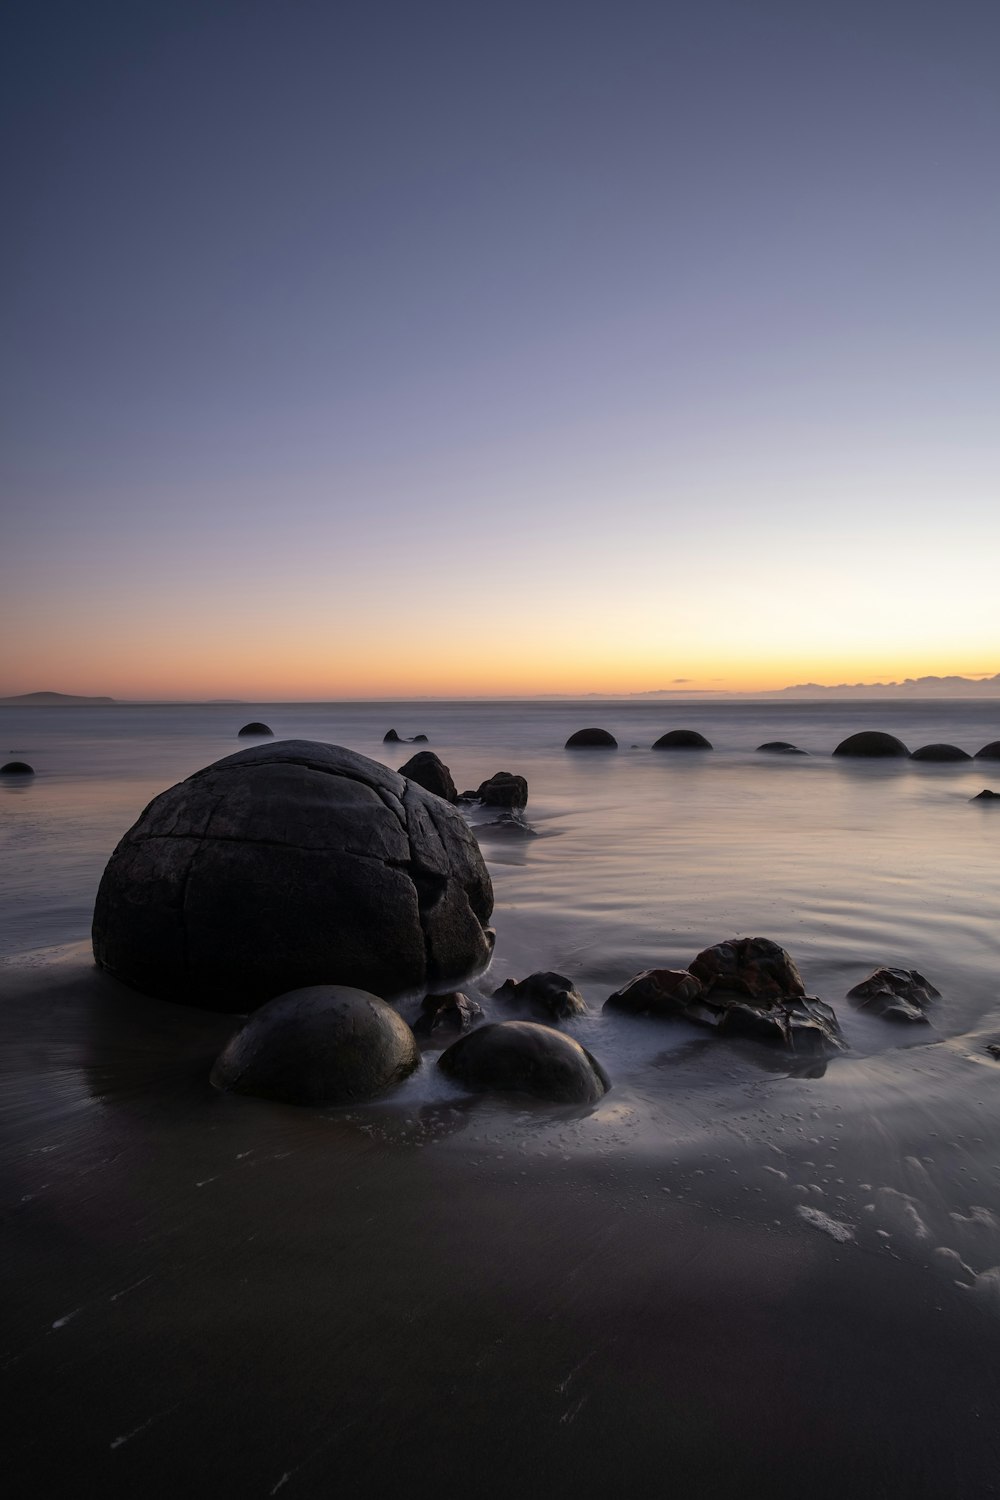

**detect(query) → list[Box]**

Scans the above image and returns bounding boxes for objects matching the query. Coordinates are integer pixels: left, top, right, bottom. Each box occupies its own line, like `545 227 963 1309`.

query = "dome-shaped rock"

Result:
210 985 420 1105
476 771 528 809
846 967 939 1024
93 740 494 1010
689 937 805 1000
438 1021 609 1104
494 971 587 1020
974 741 1000 760
756 741 806 755
383 728 402 743
237 722 273 737
1 760 34 775
833 731 909 757
909 743 971 762
397 750 458 803
565 728 617 748
652 730 712 750
604 968 703 1016
972 789 1000 801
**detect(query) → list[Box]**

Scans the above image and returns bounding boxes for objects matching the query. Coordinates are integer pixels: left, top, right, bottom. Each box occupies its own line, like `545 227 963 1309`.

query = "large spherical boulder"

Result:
565 728 617 748
237 722 273 737
397 750 458 804
92 740 494 1011
210 986 420 1104
438 1021 610 1103
1 760 34 776
652 729 712 750
833 731 909 757
974 741 1000 760
910 743 971 761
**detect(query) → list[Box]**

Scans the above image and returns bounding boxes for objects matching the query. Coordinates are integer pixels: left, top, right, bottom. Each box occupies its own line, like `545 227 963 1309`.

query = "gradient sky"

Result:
2 0 998 698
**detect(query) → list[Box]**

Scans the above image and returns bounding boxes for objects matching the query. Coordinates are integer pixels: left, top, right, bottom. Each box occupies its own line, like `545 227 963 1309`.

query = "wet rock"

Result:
0 760 34 775
972 789 1000 801
986 1043 1000 1060
413 990 483 1039
494 971 587 1020
383 729 403 743
476 813 538 837
210 985 420 1105
565 728 617 748
910 744 971 762
412 734 429 743
714 995 843 1053
438 1021 610 1104
833 731 909 757
604 968 703 1016
92 740 494 1010
652 730 713 750
847 966 940 1023
974 741 1000 760
476 771 528 809
397 750 458 804
689 937 806 1001
757 741 806 754
237 722 273 737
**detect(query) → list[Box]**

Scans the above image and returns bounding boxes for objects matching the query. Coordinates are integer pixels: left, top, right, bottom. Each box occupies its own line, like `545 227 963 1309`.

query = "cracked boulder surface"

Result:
847 966 940 1023
92 740 494 1012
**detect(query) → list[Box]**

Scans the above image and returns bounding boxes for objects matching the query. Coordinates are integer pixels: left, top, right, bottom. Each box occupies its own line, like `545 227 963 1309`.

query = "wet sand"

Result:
4 948 1000 1498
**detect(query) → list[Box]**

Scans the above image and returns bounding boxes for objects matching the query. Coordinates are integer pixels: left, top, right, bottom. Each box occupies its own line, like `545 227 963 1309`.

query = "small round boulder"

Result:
476 771 528 809
238 722 273 737
438 1021 610 1104
210 986 420 1105
756 742 806 755
565 728 617 749
652 730 712 750
397 750 458 803
909 743 971 762
974 741 1000 761
1 760 34 776
833 731 909 757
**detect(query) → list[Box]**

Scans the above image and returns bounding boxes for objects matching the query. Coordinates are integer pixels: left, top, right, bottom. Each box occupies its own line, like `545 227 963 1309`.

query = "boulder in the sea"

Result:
494 971 588 1020
237 722 273 737
210 985 420 1105
476 771 528 809
974 741 1000 761
986 1043 1000 1060
383 729 402 743
757 741 806 755
92 740 494 1010
476 813 538 837
972 789 1000 802
909 744 971 762
565 728 617 748
833 731 909 757
846 966 939 1023
689 936 805 1001
397 750 458 804
412 733 429 742
413 990 483 1039
604 968 703 1016
652 729 712 750
1 760 34 775
438 1021 610 1104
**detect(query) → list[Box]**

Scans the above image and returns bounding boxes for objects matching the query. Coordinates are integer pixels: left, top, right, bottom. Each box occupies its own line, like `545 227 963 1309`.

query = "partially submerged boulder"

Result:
972 789 1000 802
210 985 420 1105
92 740 494 1010
757 741 806 755
397 750 458 804
475 813 538 837
833 731 909 757
1 760 34 775
476 771 528 809
652 730 712 750
847 967 939 1023
494 971 588 1021
910 744 971 762
604 968 703 1016
689 937 805 1001
438 1021 610 1104
974 741 1000 760
413 990 483 1040
565 728 617 748
237 722 272 737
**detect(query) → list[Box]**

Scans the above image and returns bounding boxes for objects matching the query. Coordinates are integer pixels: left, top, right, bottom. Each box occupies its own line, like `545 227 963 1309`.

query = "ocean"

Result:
3 698 1000 1496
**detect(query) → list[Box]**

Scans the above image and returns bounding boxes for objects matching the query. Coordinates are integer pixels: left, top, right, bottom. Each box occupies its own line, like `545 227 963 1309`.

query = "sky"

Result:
2 0 998 699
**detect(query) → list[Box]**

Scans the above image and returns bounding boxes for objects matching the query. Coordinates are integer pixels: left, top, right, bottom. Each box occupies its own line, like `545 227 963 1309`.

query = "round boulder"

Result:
494 971 587 1020
92 740 494 1010
565 728 617 748
652 730 712 750
1 760 34 775
833 731 909 757
210 986 420 1105
689 937 805 1000
910 743 971 761
438 1021 610 1104
397 750 458 803
604 968 703 1016
756 741 806 755
237 722 273 737
476 771 528 809
974 741 1000 760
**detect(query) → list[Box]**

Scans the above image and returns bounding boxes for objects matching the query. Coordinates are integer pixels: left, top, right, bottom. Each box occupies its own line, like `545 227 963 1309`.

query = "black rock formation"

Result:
652 730 713 750
565 728 617 748
398 750 458 804
438 1021 610 1103
494 971 588 1021
833 731 909 757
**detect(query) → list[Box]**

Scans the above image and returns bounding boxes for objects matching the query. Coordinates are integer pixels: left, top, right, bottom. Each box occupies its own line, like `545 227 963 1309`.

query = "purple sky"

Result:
3 0 998 696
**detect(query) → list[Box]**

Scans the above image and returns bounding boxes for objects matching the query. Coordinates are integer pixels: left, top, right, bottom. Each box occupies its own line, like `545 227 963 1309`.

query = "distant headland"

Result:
0 692 117 705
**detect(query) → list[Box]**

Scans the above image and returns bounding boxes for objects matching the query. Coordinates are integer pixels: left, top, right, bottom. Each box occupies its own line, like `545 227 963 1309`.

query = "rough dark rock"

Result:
1 761 34 775
494 971 588 1021
565 728 617 748
652 730 712 750
209 985 420 1105
237 722 272 737
476 771 528 809
757 742 806 755
397 751 458 804
689 937 806 1001
476 813 538 837
909 744 972 762
413 990 483 1039
833 731 909 757
383 729 403 743
974 741 1000 760
438 1021 610 1104
972 789 1000 801
92 740 494 1011
412 734 429 742
986 1043 1000 1060
604 969 703 1016
847 966 940 1023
